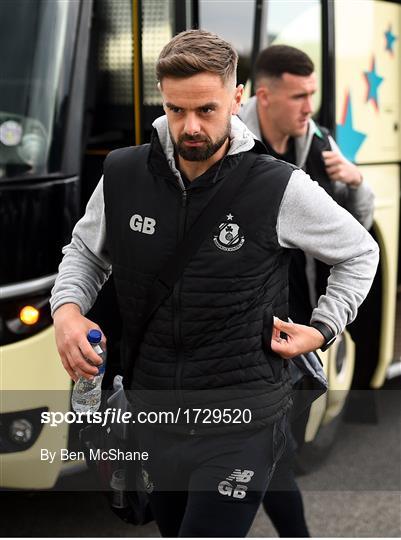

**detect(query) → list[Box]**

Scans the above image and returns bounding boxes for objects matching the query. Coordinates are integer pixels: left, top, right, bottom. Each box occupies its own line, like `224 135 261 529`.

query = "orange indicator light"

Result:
19 306 40 326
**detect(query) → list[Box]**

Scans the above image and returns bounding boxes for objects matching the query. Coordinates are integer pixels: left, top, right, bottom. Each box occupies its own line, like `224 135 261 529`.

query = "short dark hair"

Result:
156 29 238 85
255 45 314 83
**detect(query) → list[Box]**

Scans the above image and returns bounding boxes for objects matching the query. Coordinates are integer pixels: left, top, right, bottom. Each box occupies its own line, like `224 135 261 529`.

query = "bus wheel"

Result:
294 332 355 474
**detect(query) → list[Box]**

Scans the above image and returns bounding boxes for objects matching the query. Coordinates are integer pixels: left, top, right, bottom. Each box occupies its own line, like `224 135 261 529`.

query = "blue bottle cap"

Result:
87 329 102 343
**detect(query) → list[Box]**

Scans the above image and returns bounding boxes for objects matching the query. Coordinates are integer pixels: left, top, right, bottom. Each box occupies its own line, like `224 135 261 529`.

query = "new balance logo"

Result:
226 469 254 483
218 469 254 499
129 214 156 235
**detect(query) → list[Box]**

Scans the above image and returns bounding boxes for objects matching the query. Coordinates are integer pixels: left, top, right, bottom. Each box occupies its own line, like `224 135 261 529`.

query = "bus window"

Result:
263 0 322 114
140 0 175 138
199 0 256 85
88 0 135 151
83 0 178 199
0 0 80 180
142 1 174 106
88 0 177 152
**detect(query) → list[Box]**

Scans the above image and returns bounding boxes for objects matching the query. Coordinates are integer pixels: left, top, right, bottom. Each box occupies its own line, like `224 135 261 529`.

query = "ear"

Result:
255 85 270 107
231 84 244 115
157 82 167 112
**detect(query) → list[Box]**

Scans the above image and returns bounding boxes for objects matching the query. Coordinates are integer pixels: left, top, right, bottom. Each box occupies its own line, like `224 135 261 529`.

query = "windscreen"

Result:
0 0 79 180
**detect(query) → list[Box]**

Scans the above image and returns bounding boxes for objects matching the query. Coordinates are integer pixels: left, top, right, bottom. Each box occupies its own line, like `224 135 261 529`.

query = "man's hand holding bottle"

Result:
53 303 105 381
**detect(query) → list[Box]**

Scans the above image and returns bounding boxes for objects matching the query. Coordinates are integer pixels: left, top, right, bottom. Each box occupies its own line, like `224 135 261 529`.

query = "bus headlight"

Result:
9 418 34 444
0 408 46 452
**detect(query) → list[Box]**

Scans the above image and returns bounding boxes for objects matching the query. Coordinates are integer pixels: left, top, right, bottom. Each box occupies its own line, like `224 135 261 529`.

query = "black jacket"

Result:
103 133 297 432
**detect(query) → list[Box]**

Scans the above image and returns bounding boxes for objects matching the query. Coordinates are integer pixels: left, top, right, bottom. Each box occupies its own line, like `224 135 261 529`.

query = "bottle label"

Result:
98 363 106 374
93 344 103 355
92 343 106 374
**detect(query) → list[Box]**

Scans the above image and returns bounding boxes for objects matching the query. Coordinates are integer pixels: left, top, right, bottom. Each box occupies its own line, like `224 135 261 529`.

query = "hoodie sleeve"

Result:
50 176 111 316
277 169 379 335
328 135 375 230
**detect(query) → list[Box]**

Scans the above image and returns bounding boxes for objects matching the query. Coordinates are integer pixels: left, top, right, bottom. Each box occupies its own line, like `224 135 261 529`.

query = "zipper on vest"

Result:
181 189 187 207
173 187 188 407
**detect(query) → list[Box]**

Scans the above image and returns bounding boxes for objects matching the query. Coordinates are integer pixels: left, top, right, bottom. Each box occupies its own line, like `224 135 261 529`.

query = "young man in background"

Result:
239 44 375 537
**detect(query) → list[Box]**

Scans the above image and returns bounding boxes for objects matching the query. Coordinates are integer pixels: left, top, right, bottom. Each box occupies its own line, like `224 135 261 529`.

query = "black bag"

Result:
285 316 328 419
288 350 328 421
79 375 152 525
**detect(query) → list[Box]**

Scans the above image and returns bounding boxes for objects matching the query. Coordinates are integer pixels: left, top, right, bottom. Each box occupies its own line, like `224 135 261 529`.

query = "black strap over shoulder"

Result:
123 151 258 388
305 125 333 198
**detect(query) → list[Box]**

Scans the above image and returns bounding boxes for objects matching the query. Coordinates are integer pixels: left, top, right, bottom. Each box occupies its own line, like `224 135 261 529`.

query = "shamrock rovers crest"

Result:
213 213 245 252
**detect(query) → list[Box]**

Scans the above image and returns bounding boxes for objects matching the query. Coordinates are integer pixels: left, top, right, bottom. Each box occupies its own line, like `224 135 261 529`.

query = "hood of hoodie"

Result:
239 95 320 169
151 114 261 189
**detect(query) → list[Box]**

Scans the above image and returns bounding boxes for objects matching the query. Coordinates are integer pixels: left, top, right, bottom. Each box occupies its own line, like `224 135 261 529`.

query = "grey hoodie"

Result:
50 115 379 336
239 96 375 230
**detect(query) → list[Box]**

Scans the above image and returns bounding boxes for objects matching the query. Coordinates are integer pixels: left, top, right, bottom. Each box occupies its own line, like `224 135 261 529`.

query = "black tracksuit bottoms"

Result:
136 414 287 537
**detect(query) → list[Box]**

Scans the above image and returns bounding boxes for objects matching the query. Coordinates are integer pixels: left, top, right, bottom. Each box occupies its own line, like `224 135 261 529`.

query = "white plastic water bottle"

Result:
71 329 106 413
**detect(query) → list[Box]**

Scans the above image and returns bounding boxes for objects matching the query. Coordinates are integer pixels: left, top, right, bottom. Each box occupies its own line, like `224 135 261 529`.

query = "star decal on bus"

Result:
364 57 384 110
384 25 397 54
336 91 366 162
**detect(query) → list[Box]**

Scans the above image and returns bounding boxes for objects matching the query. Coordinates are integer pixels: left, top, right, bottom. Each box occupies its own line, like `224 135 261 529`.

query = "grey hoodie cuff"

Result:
50 297 85 318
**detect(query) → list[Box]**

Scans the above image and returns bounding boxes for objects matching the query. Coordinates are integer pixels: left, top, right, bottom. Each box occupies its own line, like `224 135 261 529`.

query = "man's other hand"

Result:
53 303 106 382
322 150 362 187
271 317 325 359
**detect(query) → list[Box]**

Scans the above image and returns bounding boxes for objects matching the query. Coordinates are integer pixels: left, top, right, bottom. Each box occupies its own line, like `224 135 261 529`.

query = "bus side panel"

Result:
335 0 401 385
0 327 71 489
335 0 400 164
359 164 400 387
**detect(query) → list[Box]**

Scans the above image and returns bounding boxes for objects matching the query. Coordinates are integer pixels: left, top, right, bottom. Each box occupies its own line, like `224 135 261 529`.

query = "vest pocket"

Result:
262 307 285 381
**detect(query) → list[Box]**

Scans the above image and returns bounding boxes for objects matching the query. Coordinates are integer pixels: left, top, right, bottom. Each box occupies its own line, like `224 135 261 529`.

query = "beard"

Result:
170 119 231 162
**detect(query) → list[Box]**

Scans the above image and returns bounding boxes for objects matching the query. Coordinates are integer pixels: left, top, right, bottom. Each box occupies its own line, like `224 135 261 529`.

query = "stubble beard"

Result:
171 118 231 162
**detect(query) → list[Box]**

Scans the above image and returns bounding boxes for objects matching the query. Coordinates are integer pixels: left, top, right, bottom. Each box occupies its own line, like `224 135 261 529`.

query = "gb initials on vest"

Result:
129 214 156 235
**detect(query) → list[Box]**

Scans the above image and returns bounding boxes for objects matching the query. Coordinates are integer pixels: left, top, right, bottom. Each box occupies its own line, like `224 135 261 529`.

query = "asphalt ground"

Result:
1 378 400 538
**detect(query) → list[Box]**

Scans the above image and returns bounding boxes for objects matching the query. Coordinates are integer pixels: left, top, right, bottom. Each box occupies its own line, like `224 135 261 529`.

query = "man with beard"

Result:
51 30 378 537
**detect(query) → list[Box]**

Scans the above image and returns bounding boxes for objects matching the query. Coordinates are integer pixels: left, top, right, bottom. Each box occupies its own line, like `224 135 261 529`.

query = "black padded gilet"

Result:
103 133 295 431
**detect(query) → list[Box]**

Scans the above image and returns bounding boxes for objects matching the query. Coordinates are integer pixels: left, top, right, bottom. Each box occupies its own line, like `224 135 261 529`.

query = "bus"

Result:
0 0 399 489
